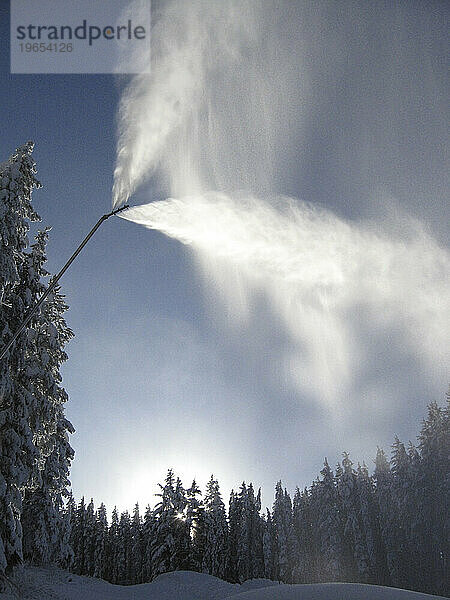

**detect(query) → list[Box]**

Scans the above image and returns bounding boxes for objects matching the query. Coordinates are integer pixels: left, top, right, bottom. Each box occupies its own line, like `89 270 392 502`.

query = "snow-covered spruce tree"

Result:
235 483 251 582
202 475 228 579
172 476 190 571
262 509 275 580
234 482 264 582
226 489 240 582
17 229 56 565
246 484 264 579
416 400 449 595
272 481 295 582
83 499 97 576
355 462 379 583
70 497 86 575
21 232 74 566
336 452 370 582
315 459 344 582
48 406 75 567
291 488 304 583
105 507 120 583
185 480 206 572
0 144 74 579
389 437 413 589
150 469 187 578
141 504 155 582
372 447 393 586
130 503 143 584
404 441 423 592
58 491 75 569
0 143 41 581
253 487 265 578
21 419 73 568
93 503 108 579
117 510 132 584
292 484 319 583
227 483 264 582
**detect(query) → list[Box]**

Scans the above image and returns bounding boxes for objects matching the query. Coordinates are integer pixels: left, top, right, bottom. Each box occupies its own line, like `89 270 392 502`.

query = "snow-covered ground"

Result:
2 567 447 600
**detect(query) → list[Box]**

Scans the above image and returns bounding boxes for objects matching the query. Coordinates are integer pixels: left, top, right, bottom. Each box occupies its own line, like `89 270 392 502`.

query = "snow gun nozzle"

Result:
104 204 130 219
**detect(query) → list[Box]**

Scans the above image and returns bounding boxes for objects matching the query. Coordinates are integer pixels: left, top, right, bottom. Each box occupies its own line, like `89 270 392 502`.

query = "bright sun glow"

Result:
114 453 234 515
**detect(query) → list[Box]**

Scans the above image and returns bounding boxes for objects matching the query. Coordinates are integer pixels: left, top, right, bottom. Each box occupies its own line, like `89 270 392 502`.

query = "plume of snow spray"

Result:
120 193 449 406
113 0 449 409
112 0 261 207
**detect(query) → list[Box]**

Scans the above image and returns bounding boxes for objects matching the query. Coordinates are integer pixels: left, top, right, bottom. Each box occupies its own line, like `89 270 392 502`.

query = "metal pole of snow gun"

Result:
0 204 130 362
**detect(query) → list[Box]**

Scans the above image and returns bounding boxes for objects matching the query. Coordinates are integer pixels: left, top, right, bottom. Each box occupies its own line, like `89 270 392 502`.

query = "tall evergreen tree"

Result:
71 497 86 575
416 400 449 595
404 441 423 591
226 483 264 582
142 504 155 582
172 477 190 571
0 143 41 581
234 482 264 582
202 475 227 578
185 480 205 572
292 485 319 583
105 507 120 584
0 144 73 581
84 499 96 576
389 437 413 588
117 510 132 584
226 489 240 582
238 483 264 580
236 482 251 582
251 487 264 579
355 462 378 583
315 459 343 582
336 452 369 582
130 503 143 583
58 491 75 569
272 481 295 582
21 232 74 565
150 470 187 577
93 503 108 580
372 447 392 586
262 509 275 580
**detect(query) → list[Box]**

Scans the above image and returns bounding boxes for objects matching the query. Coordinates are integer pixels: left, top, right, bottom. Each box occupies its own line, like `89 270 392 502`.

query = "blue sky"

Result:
1 1 448 513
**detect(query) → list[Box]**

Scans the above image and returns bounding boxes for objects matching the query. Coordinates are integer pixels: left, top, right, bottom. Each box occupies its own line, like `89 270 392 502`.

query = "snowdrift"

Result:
3 567 447 600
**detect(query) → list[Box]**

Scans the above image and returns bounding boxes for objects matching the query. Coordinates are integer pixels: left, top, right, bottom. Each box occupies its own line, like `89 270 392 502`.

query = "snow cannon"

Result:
0 204 130 362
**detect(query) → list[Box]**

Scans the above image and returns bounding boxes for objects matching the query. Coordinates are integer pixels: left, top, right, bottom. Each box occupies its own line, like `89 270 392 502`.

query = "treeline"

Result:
0 143 74 586
69 397 449 597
